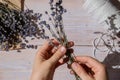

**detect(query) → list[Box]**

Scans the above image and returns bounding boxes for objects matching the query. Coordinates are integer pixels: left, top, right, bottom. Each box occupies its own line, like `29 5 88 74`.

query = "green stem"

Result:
65 42 82 80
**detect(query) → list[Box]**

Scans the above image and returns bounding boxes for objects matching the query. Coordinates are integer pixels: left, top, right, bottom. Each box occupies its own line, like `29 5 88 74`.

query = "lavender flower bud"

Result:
46 24 50 30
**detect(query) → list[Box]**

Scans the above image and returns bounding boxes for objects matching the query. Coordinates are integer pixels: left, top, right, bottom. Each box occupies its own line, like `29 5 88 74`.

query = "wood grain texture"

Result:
0 0 22 10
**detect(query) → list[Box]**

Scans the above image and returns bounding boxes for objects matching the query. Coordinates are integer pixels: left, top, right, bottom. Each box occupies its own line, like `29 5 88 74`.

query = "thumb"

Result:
71 62 90 80
49 46 66 65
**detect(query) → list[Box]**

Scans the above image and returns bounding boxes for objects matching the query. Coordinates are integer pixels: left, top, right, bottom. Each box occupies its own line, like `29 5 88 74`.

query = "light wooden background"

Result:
0 0 108 80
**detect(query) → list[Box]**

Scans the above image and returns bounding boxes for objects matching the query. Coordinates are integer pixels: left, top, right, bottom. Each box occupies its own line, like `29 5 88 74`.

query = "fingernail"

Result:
72 62 79 69
61 46 66 54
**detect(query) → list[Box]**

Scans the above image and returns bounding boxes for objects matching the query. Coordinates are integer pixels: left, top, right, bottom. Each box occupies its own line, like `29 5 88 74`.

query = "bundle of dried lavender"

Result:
39 0 81 80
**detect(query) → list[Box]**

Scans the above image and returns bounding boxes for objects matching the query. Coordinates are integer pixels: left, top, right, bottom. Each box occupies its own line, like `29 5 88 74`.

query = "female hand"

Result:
71 56 107 80
30 39 74 80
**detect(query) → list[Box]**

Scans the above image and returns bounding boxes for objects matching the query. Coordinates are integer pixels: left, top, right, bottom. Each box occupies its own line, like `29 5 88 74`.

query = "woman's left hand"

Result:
30 39 74 80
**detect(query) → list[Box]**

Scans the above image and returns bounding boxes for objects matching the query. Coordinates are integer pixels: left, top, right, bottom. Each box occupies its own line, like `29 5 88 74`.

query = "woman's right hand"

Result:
71 56 107 80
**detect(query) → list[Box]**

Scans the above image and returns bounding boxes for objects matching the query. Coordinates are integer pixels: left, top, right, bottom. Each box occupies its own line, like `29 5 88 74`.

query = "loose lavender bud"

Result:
46 24 51 30
39 21 46 25
20 43 26 49
51 12 56 16
45 11 48 14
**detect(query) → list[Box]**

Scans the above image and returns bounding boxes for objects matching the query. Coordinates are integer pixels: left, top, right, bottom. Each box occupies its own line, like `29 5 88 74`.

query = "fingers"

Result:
55 48 74 68
75 56 105 73
37 39 59 57
39 39 59 54
36 39 74 65
71 56 106 80
71 62 90 80
51 41 74 52
35 39 59 62
67 41 74 48
48 46 66 65
52 48 74 68
55 57 69 68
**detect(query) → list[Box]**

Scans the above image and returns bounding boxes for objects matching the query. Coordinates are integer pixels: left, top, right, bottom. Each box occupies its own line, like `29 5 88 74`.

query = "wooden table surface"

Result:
0 0 108 80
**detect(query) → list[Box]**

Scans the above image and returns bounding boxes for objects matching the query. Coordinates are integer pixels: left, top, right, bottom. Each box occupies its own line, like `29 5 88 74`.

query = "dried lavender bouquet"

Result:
39 0 81 80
